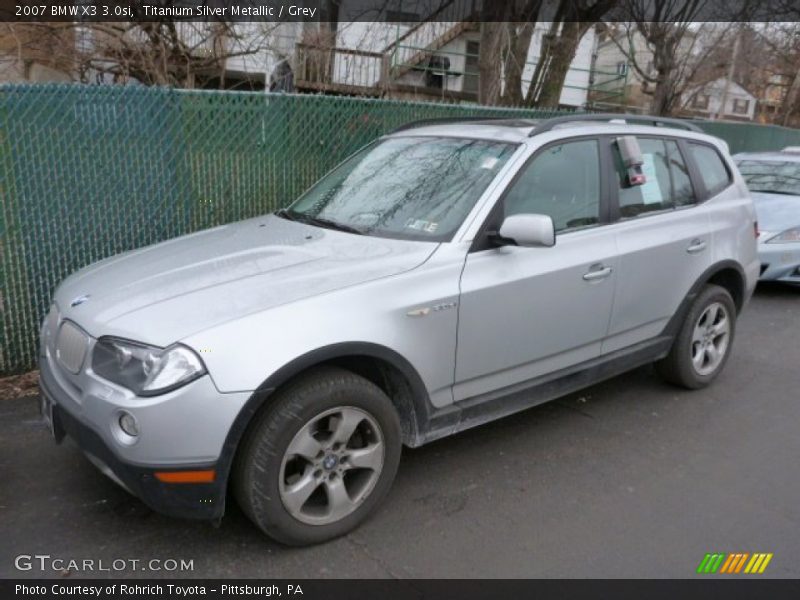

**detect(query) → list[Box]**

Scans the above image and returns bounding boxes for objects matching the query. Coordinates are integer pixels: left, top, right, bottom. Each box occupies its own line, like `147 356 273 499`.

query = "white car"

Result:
735 150 800 284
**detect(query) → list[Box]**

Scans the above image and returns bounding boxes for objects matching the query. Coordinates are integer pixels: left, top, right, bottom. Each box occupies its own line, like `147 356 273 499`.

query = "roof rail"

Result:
528 113 703 136
391 116 538 133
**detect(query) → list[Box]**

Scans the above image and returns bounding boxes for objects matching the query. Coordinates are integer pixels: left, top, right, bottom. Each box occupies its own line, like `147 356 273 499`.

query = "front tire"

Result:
656 284 737 389
233 366 402 546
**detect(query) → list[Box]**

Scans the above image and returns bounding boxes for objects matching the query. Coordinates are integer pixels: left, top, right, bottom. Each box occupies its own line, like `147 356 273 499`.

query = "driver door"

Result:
454 137 618 401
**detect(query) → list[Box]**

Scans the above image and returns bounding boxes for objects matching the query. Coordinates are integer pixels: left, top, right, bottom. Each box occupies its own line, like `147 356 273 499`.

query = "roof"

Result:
687 78 756 100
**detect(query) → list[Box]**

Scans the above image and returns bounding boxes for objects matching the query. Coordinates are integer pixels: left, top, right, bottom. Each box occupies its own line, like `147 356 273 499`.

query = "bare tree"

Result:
611 0 742 115
478 0 617 108
746 17 800 125
74 20 284 88
528 0 618 107
478 2 542 106
2 17 290 90
0 23 76 82
772 28 800 126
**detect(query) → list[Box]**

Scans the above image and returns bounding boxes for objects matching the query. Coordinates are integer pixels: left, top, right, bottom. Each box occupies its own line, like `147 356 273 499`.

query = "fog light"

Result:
118 412 139 437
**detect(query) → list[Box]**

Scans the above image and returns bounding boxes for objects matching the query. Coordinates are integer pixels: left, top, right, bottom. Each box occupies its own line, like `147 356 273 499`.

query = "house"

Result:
299 19 598 107
591 23 714 114
1 1 600 108
682 78 757 121
241 1 600 108
590 24 653 112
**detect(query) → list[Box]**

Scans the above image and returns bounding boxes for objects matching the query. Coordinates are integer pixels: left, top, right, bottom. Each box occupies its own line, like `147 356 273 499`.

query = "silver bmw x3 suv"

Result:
40 114 759 545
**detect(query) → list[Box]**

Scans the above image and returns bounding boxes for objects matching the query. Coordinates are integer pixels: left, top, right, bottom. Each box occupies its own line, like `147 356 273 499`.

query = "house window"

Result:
463 40 480 95
616 61 628 75
732 98 750 115
692 94 710 110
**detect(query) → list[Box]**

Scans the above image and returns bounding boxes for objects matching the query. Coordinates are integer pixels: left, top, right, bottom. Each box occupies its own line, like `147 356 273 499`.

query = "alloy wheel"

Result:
690 301 731 376
279 406 385 525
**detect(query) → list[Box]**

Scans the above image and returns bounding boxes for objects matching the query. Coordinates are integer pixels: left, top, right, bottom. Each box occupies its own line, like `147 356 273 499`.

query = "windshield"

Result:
737 159 800 196
284 136 517 241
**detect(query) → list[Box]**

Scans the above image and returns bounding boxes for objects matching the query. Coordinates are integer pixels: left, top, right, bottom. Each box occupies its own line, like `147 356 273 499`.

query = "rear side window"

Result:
688 143 732 196
504 139 601 232
613 137 694 217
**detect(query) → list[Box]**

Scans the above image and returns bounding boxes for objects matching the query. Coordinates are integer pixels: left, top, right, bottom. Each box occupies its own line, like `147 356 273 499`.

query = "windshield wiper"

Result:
278 209 364 235
275 208 299 221
299 215 365 235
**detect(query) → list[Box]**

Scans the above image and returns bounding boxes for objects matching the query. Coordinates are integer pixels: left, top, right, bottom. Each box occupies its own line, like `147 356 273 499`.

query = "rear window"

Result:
689 143 732 196
613 137 694 217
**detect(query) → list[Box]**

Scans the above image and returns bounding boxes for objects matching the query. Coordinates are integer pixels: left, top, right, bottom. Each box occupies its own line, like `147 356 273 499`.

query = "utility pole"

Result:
716 27 741 120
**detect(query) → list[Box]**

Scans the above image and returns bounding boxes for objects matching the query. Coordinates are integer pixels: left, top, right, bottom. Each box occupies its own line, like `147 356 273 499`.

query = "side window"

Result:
688 143 732 196
613 137 694 217
504 139 601 232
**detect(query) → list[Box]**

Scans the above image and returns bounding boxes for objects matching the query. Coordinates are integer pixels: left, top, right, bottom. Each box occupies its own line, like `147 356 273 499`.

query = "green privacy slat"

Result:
0 84 577 375
2 83 798 375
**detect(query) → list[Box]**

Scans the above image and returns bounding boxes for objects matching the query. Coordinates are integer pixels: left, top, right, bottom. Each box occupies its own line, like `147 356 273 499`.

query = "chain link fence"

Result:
693 120 800 154
4 84 800 375
0 84 575 375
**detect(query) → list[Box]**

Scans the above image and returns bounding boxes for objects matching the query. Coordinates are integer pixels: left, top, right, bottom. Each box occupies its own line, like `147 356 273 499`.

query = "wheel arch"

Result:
215 343 431 497
705 263 746 313
662 260 747 341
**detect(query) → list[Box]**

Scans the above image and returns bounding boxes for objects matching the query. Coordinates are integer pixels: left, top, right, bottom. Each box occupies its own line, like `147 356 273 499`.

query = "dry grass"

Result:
0 370 39 401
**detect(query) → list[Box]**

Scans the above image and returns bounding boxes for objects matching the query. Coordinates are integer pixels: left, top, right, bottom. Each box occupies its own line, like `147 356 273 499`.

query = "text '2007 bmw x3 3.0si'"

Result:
40 114 759 545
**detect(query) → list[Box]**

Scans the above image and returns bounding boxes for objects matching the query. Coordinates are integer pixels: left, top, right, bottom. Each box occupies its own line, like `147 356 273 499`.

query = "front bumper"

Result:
758 240 800 283
40 364 227 520
38 315 252 520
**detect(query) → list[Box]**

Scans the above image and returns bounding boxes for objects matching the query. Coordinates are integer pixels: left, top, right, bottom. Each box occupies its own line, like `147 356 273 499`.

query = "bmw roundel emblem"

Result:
70 294 91 307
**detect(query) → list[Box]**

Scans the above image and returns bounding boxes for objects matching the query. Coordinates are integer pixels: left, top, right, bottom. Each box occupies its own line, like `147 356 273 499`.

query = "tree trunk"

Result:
780 69 800 126
501 24 535 106
525 22 555 105
317 1 339 85
478 22 504 105
650 73 672 115
649 37 679 115
535 21 589 108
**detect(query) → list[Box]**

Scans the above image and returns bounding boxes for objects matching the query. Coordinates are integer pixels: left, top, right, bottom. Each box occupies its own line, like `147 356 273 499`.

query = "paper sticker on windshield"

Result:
480 157 500 170
406 218 439 233
640 153 663 204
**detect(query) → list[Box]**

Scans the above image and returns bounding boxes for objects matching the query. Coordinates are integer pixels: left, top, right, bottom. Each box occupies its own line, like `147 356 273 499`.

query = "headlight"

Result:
91 338 206 396
767 227 800 243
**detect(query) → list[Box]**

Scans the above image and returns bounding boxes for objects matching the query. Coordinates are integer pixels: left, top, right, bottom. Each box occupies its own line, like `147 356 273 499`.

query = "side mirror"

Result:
494 214 556 248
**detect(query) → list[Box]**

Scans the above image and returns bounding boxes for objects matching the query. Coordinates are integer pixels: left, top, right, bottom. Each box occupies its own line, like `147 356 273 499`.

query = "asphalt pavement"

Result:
1 283 798 579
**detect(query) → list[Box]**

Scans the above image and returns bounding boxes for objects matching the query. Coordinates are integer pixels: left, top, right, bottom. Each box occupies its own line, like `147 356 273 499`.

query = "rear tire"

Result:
233 366 402 546
655 284 737 389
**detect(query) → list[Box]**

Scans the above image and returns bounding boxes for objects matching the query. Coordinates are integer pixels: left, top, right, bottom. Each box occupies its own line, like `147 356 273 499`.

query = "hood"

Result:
751 191 800 233
54 215 438 345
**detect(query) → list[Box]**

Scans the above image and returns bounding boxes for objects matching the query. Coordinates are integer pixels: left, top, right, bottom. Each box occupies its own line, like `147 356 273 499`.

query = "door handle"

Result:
583 264 613 281
687 239 707 254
